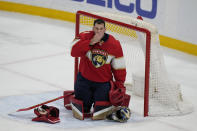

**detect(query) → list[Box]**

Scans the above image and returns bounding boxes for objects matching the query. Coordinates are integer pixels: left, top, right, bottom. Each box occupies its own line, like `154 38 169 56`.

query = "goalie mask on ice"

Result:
32 105 60 124
106 106 131 123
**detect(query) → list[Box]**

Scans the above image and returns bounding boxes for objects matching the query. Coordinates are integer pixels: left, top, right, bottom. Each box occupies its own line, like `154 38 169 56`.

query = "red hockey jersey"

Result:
71 31 126 83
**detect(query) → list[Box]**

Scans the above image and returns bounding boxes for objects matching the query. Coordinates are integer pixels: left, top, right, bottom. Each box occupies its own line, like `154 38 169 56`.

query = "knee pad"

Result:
70 96 84 120
92 101 114 120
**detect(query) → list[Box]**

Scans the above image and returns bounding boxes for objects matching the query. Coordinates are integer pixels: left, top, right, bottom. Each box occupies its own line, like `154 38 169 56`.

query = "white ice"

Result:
0 11 197 131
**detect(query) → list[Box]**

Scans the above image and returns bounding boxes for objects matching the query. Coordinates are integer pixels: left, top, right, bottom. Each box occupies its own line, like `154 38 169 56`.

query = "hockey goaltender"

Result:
31 19 131 124
69 18 131 122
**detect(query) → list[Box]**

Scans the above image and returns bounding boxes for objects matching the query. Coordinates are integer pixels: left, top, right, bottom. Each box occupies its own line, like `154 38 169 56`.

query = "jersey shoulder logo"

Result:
91 49 108 68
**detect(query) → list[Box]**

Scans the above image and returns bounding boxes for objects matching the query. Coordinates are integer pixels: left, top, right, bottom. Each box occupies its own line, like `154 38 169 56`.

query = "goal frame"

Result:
74 10 151 117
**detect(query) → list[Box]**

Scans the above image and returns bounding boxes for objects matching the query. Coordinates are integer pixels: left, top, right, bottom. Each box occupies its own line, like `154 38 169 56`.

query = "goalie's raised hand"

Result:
90 33 104 45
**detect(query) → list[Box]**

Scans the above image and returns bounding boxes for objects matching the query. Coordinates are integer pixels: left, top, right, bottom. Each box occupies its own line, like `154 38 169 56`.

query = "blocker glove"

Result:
109 81 126 106
32 105 60 124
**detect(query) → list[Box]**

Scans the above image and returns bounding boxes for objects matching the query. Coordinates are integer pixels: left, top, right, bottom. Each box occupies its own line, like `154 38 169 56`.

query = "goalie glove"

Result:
109 81 126 106
106 106 131 123
32 105 60 124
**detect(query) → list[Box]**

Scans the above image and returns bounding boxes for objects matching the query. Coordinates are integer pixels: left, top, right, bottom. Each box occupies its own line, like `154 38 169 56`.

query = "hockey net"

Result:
74 11 193 117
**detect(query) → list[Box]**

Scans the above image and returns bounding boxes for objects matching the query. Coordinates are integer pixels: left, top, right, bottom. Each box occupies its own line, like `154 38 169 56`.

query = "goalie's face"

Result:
93 23 106 36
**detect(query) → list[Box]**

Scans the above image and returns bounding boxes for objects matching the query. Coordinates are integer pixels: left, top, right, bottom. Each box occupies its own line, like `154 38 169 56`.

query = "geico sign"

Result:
72 0 157 19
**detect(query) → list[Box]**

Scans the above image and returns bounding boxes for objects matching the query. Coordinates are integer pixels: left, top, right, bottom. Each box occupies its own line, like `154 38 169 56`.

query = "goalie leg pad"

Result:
70 96 84 120
63 90 74 110
92 101 114 120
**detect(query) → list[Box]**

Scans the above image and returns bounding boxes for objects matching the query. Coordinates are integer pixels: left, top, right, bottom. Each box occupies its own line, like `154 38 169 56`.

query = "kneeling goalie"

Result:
68 18 131 122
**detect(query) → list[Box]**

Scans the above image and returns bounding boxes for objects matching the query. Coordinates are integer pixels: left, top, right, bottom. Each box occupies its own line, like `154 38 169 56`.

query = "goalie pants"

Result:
74 72 111 113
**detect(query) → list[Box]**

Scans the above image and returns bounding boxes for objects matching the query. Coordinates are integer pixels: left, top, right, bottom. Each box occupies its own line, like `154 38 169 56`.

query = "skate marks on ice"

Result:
0 91 146 129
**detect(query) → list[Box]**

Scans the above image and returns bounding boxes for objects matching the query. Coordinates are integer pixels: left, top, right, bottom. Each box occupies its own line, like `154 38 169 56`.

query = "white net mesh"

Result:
77 11 193 116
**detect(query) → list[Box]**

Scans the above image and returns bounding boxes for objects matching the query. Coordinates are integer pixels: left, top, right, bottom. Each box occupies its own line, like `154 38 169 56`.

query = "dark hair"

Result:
93 19 105 27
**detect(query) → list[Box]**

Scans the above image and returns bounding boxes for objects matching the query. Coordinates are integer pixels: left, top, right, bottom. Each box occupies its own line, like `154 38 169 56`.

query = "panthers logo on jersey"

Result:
91 49 108 68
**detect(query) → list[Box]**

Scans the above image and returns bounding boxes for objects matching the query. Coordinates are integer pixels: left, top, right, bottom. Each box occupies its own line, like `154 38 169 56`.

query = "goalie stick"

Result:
8 91 74 115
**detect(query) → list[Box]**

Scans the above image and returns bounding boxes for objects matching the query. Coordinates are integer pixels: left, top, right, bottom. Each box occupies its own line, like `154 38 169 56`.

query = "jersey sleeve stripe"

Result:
111 57 126 70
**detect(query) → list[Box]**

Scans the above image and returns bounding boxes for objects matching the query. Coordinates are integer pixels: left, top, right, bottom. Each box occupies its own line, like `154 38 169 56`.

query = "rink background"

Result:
0 11 197 131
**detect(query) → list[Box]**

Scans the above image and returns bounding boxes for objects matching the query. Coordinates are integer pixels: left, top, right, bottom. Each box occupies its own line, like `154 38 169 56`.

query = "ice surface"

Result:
0 11 197 131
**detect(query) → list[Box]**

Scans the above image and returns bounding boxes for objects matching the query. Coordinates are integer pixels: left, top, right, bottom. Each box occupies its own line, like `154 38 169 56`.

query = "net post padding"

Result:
75 11 193 117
